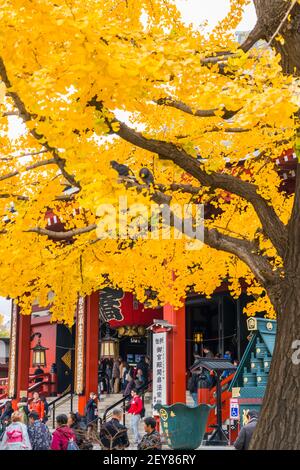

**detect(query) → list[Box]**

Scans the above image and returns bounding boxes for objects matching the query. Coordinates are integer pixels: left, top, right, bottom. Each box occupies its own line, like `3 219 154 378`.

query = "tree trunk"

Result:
253 0 300 74
249 280 300 449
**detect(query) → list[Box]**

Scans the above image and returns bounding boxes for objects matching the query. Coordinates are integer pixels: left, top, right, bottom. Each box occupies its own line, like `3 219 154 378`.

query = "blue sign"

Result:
230 401 239 420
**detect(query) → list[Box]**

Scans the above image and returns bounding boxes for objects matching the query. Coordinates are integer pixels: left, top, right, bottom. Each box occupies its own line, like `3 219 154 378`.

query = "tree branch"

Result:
155 98 241 120
119 176 279 286
0 158 56 182
99 113 287 259
25 224 97 240
0 57 79 189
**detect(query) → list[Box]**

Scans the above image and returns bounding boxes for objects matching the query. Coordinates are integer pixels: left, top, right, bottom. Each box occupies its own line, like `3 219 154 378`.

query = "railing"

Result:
48 391 74 429
0 372 54 400
206 373 235 433
102 380 153 427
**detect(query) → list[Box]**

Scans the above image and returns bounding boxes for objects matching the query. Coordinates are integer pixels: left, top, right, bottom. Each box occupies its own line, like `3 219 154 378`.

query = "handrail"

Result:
48 390 74 428
103 380 152 427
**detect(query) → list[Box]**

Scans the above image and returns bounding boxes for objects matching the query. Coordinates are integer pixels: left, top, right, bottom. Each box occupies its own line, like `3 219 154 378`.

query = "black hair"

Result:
56 414 68 426
144 417 156 430
28 411 39 420
69 412 78 425
20 397 27 403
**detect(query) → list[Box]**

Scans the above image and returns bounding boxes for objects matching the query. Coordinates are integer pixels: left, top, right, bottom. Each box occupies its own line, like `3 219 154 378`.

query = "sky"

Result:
175 0 256 31
0 1 256 324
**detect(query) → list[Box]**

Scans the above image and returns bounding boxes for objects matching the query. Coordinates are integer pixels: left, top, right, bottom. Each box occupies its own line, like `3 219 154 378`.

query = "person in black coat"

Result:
136 356 149 381
0 401 13 426
234 410 259 450
85 392 98 427
99 408 129 450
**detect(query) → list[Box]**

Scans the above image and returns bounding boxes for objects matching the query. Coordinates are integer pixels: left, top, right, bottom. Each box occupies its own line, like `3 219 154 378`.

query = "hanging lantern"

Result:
193 332 203 344
31 334 48 367
100 324 119 359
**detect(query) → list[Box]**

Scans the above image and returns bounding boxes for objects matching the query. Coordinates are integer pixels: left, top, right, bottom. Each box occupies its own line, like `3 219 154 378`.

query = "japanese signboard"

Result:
152 331 167 410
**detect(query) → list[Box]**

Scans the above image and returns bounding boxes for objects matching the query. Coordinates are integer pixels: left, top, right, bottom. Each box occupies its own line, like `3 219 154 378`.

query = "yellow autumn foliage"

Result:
0 0 298 324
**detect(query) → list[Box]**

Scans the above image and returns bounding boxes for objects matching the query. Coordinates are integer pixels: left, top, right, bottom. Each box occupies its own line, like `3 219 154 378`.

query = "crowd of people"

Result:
98 355 151 396
0 355 162 451
0 388 161 450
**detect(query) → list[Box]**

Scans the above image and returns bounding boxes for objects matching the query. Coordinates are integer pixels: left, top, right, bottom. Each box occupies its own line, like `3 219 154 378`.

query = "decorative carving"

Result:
8 302 18 398
74 296 85 395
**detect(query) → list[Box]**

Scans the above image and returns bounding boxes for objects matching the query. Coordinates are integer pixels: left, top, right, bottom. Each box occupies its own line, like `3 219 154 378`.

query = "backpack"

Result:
67 438 79 450
140 406 146 419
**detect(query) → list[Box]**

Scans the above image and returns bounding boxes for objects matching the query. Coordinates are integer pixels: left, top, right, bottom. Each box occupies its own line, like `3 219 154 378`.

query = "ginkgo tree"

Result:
0 0 300 449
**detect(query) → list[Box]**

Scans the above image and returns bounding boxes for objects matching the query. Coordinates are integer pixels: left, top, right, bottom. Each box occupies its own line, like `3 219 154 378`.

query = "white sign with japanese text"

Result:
152 331 167 410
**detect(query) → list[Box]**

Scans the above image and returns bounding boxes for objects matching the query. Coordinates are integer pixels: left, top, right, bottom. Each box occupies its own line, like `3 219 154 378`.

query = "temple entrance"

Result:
119 336 148 367
186 292 251 368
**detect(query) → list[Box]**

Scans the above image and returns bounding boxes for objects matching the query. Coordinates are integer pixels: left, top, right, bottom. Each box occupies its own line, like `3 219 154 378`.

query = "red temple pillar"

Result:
163 303 186 404
8 303 31 408
77 292 99 414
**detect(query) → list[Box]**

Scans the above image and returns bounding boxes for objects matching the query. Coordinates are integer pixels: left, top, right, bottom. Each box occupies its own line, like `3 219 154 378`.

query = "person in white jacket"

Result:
0 411 32 450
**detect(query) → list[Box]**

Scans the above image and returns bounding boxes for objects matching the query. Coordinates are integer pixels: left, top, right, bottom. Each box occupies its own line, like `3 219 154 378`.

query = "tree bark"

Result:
250 279 300 449
253 0 300 75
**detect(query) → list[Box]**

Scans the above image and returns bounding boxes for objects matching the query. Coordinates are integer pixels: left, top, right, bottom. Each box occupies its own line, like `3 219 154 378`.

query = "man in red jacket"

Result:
127 389 143 446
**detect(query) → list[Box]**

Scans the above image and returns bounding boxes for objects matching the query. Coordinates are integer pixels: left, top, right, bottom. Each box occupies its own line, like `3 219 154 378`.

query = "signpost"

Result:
152 331 168 410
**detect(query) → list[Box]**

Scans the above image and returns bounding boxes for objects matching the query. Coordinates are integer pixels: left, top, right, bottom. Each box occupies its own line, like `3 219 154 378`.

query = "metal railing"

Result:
48 390 74 429
103 380 152 427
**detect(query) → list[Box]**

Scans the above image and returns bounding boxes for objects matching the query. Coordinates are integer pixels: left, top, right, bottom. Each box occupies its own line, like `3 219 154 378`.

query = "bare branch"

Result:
0 193 29 201
0 57 79 189
155 98 241 120
25 224 97 240
0 150 48 162
0 158 56 182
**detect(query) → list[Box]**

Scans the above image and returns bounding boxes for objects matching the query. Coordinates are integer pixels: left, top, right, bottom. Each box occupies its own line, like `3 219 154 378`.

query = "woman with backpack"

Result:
0 411 31 450
51 414 77 450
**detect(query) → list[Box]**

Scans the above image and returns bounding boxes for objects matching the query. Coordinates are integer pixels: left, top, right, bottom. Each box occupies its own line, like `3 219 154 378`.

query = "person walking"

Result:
51 414 77 450
29 392 45 421
121 361 129 392
68 412 93 450
85 392 98 428
127 389 143 447
112 358 121 393
0 411 31 450
16 397 29 425
27 411 52 450
138 417 162 450
41 396 49 423
99 408 129 450
188 372 199 407
135 369 146 392
137 356 149 381
0 401 13 430
234 410 259 450
123 373 135 398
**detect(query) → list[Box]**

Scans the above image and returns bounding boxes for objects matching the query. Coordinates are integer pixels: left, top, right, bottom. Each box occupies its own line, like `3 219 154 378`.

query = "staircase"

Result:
47 390 195 448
